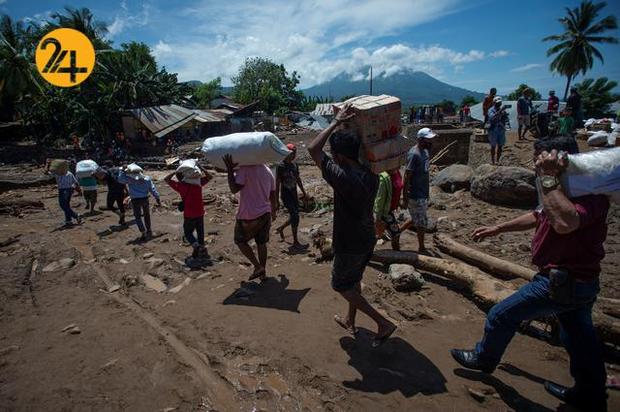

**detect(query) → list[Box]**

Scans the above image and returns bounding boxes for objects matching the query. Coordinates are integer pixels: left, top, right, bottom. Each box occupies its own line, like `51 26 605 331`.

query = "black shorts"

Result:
234 213 271 245
281 189 299 226
331 252 372 292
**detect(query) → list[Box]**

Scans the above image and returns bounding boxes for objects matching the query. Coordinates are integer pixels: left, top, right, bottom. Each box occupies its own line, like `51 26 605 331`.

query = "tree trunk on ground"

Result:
370 249 620 347
434 234 535 281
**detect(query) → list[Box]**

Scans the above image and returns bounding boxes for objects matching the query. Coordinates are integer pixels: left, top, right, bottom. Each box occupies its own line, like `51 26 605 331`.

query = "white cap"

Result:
493 96 503 104
417 127 437 139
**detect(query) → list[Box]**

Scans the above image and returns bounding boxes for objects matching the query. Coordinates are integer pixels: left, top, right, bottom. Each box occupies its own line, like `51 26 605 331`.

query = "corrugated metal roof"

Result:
193 109 227 123
127 104 197 138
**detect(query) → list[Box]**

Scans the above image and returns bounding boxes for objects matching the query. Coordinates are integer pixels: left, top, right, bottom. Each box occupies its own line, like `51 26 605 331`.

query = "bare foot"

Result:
334 315 358 335
248 266 266 281
276 228 285 242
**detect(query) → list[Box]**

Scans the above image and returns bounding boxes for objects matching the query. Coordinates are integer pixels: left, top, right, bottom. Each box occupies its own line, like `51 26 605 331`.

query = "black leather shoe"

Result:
544 381 607 412
450 349 496 373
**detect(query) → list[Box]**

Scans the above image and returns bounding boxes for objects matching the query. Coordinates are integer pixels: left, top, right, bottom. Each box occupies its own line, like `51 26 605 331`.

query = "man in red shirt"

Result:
165 165 213 259
450 136 609 412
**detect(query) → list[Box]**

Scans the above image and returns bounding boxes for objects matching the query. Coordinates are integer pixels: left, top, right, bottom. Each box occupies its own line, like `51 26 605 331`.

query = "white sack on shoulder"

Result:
201 132 291 169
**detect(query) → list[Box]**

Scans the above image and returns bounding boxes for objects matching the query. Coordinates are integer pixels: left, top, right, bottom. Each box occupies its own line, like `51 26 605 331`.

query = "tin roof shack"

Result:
192 109 228 137
403 124 473 165
311 103 341 122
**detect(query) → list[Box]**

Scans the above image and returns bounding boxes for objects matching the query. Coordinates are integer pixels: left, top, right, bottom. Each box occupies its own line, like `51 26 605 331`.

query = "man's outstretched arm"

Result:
472 212 537 242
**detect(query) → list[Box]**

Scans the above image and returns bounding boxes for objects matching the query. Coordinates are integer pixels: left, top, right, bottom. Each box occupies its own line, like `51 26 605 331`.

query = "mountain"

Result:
303 71 485 106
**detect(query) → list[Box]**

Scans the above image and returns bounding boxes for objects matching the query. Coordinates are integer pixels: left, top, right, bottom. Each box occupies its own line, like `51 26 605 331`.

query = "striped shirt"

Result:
54 172 79 190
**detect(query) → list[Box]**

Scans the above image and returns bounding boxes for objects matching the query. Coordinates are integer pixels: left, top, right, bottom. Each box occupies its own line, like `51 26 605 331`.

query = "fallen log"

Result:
371 249 620 347
0 200 45 215
434 234 535 281
0 175 55 192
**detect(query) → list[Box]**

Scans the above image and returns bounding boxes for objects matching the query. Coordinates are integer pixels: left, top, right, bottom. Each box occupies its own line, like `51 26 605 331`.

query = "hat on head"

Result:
286 143 296 151
493 96 503 104
549 90 555 95
417 127 437 139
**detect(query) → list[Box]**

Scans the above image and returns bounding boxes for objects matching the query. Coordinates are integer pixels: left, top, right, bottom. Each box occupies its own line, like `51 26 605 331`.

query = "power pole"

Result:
369 66 373 95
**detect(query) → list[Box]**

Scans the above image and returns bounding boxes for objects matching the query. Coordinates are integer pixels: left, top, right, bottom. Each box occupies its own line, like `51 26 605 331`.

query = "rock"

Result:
122 274 138 288
432 164 473 192
142 252 154 259
389 264 425 292
471 165 537 207
61 323 77 332
0 345 19 355
146 258 165 269
141 274 167 292
162 300 176 307
108 284 121 293
168 278 191 294
42 258 76 272
118 258 130 264
61 324 81 334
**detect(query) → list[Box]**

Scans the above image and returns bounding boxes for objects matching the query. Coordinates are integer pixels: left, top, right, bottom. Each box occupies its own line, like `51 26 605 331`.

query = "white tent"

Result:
469 100 566 128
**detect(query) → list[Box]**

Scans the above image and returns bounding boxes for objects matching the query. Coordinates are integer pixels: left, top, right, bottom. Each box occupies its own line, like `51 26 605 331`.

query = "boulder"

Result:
389 264 425 292
432 164 473 192
141 274 167 292
470 165 537 208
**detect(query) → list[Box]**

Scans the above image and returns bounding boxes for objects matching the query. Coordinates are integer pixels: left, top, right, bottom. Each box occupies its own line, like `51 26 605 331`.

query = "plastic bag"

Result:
587 131 609 147
76 159 99 178
201 132 291 169
560 147 620 202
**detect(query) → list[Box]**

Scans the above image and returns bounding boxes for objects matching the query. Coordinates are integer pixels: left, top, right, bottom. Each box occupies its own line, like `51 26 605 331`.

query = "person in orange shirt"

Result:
482 87 497 124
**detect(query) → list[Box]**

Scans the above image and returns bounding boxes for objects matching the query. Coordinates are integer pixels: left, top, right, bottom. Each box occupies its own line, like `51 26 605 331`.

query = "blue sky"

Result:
3 0 619 95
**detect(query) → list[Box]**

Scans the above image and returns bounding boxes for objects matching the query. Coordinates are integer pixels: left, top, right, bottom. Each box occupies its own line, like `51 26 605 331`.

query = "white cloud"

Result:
151 0 508 87
510 63 543 72
22 10 53 26
107 0 150 39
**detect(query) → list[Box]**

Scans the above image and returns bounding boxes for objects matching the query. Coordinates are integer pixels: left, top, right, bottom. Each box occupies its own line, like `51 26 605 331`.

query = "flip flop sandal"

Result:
372 325 397 348
248 269 266 281
334 315 358 336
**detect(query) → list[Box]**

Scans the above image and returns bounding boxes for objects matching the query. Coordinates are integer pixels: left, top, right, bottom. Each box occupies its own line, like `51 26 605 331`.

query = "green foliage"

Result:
340 94 357 101
573 77 619 118
232 57 303 114
460 95 478 107
543 1 618 99
0 7 190 144
437 99 456 114
194 77 222 108
506 84 542 100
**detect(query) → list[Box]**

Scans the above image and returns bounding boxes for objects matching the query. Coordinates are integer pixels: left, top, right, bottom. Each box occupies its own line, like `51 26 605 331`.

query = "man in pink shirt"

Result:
223 154 276 281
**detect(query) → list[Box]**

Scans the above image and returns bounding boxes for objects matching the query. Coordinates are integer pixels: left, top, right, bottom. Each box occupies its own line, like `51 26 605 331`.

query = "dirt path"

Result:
1 150 619 411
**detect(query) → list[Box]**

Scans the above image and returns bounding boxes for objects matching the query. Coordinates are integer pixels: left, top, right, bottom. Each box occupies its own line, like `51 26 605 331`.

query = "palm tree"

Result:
543 1 618 100
48 7 110 49
0 14 42 121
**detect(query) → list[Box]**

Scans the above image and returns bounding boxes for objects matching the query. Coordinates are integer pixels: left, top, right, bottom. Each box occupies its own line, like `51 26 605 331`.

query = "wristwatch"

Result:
539 175 560 190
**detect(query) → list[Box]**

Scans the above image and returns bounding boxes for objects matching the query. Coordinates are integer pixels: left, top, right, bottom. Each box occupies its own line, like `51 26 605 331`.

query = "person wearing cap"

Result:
117 166 161 241
275 143 308 251
401 127 435 253
308 102 397 347
487 97 507 165
548 90 560 114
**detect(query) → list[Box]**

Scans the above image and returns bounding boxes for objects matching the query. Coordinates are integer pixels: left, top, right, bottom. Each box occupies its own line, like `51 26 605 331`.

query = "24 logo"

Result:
35 28 95 87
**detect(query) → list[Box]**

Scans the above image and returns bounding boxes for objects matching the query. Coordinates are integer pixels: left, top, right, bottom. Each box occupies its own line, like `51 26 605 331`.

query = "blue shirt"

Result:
406 146 430 200
517 96 532 115
53 171 79 190
487 106 506 133
117 171 160 201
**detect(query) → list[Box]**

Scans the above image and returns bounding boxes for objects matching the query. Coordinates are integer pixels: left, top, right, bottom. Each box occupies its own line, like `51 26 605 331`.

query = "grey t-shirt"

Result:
406 145 430 200
320 155 378 254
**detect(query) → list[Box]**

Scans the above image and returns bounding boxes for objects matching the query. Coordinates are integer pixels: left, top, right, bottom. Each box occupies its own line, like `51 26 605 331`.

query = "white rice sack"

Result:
201 132 291 169
176 159 203 179
560 147 620 201
584 118 596 128
587 131 609 147
75 159 99 178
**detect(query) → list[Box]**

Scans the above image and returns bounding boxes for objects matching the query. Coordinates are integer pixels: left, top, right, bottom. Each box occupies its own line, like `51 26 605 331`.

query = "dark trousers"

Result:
476 274 605 398
106 191 125 214
58 188 78 223
183 216 205 246
131 197 151 233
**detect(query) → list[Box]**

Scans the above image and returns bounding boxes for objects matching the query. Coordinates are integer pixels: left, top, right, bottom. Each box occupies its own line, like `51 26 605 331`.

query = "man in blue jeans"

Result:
45 159 83 227
117 165 161 241
451 136 609 412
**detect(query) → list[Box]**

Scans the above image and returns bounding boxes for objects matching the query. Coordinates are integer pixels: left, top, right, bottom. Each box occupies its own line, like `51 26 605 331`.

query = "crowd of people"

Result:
43 92 611 411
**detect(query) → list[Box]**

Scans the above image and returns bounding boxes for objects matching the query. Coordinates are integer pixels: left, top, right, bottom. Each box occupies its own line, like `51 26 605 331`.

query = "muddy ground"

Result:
0 130 618 411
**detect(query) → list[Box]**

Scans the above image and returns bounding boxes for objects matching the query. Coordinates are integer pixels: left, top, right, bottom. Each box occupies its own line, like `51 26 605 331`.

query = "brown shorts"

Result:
234 213 271 245
83 190 97 203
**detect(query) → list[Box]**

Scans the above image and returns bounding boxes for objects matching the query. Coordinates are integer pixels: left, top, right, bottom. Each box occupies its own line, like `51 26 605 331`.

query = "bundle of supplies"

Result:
333 95 408 173
201 132 291 169
176 159 204 184
75 160 99 178
49 159 69 174
560 147 620 203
